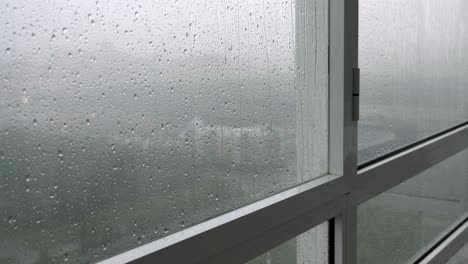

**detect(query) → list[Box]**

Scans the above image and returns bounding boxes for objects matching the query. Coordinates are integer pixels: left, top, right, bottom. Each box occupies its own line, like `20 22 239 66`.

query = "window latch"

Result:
352 68 360 121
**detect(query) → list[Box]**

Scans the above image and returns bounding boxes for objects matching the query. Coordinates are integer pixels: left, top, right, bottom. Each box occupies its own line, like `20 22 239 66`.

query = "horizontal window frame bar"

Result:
352 122 468 205
417 214 468 264
358 121 468 170
204 197 344 264
96 174 347 264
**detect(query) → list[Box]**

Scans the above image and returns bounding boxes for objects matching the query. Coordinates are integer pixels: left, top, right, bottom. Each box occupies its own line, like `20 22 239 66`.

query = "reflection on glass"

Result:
359 0 468 163
358 149 468 264
246 222 328 264
0 0 328 263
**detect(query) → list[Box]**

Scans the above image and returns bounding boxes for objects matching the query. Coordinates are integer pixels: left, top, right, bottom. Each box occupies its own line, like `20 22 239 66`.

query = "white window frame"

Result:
96 1 468 263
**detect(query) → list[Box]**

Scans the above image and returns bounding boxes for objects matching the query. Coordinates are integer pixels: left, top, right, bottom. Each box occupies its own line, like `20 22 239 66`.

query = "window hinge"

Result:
352 68 360 121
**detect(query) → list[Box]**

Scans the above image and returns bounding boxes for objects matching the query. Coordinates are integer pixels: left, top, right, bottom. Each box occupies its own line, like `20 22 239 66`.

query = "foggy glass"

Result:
359 0 468 163
0 0 328 263
358 148 468 264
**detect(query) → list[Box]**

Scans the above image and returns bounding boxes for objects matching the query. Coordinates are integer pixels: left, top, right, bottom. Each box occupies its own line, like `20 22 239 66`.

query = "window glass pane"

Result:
358 148 468 264
0 0 328 263
359 0 468 163
448 239 468 264
246 222 328 264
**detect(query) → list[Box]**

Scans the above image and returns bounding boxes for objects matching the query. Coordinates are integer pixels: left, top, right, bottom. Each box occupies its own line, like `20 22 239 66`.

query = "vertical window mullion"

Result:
329 0 359 263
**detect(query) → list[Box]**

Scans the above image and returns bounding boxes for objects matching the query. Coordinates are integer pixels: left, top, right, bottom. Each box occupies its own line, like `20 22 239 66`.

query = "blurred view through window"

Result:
0 0 329 263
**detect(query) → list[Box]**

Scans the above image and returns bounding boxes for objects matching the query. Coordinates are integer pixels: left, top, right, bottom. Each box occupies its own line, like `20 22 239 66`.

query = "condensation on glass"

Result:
359 0 468 163
246 222 328 264
0 0 328 263
358 148 468 264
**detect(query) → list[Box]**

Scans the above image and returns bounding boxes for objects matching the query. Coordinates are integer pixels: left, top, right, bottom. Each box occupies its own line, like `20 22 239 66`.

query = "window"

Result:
448 239 468 264
246 222 328 264
1 0 468 264
358 148 468 264
358 0 468 164
0 0 329 263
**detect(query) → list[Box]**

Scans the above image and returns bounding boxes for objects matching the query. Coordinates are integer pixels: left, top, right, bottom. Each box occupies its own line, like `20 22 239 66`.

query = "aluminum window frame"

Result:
94 0 468 263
